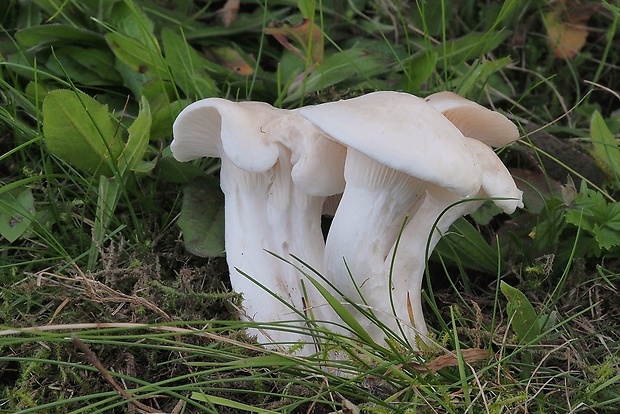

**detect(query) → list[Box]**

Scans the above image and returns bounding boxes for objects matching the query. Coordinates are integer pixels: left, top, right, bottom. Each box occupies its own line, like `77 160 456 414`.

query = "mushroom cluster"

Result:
171 91 523 354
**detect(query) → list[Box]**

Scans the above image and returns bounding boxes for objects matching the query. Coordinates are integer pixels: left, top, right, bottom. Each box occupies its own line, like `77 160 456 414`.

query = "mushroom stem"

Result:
382 187 484 343
383 137 524 345
172 99 346 355
220 154 329 352
324 149 427 343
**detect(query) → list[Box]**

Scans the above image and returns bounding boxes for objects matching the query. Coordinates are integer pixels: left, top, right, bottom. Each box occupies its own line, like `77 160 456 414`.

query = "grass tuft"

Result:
1 0 620 412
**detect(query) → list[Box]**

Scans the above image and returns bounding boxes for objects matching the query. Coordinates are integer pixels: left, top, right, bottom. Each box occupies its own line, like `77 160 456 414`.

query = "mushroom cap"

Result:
172 98 346 196
172 98 282 172
271 113 346 196
298 91 481 197
425 91 519 147
464 137 524 214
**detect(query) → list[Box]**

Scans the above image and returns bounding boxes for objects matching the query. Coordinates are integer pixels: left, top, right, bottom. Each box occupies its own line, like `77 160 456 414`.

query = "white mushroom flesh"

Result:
172 100 345 354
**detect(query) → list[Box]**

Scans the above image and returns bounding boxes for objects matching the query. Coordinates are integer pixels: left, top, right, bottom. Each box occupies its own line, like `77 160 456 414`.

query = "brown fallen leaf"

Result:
204 46 254 76
218 0 240 28
408 348 490 374
544 1 599 59
264 19 324 65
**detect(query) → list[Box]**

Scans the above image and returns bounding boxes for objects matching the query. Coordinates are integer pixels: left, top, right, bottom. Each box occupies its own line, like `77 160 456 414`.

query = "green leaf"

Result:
161 28 219 99
118 96 151 175
456 57 512 97
284 48 388 103
399 50 437 92
45 46 121 86
500 281 540 344
16 24 104 48
591 110 620 182
298 0 316 18
533 198 567 251
148 97 188 141
157 155 205 183
105 2 164 81
108 1 155 41
409 0 454 37
178 176 226 258
43 89 123 176
565 189 620 251
0 188 35 243
89 174 123 270
592 225 620 250
106 32 167 77
429 31 510 68
184 8 289 39
434 218 499 273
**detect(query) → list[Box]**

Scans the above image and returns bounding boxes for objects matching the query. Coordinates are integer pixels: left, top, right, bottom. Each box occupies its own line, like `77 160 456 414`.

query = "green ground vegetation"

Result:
1 0 619 412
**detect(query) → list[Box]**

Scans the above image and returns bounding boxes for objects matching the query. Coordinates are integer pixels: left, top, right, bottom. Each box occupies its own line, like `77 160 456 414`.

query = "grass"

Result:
1 0 620 412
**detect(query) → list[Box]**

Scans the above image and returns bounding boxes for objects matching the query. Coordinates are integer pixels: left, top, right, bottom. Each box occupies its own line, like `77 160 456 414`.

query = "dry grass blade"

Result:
71 334 164 414
407 348 490 374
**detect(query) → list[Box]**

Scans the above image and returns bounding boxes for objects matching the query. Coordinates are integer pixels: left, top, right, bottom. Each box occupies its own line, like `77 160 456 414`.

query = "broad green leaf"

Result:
32 0 117 22
161 28 219 99
43 89 123 176
178 176 226 258
399 50 437 92
0 188 35 243
108 1 155 41
45 46 121 86
494 0 529 27
565 189 620 251
592 225 620 250
434 218 499 273
591 110 620 180
104 2 164 94
284 48 388 103
14 0 42 29
118 96 151 174
149 97 188 141
184 8 289 39
425 31 510 68
500 281 540 344
106 32 167 77
156 155 205 183
16 24 104 48
89 97 151 269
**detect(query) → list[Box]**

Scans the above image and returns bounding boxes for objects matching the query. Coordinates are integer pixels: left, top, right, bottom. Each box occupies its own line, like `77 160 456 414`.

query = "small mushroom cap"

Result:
172 98 281 172
289 130 346 196
268 113 346 196
425 91 519 147
298 91 481 197
464 137 524 214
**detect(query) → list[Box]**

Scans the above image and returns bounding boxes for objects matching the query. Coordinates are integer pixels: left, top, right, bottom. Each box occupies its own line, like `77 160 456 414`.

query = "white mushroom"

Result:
297 91 523 347
383 137 523 342
298 91 489 345
171 98 346 354
425 91 519 147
